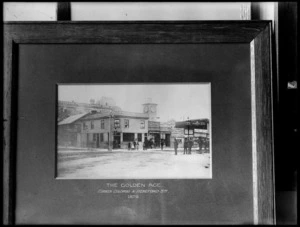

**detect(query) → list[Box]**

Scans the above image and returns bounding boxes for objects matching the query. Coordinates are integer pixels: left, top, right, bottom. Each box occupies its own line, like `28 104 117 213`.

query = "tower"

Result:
142 98 158 121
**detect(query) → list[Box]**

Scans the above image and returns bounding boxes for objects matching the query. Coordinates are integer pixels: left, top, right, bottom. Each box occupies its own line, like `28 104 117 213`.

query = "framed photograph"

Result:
57 83 211 179
4 21 275 224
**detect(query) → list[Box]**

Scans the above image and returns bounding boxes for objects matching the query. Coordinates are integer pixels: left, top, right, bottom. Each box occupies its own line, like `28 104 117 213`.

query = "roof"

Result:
58 113 88 125
142 103 158 105
175 119 209 128
82 110 149 120
82 112 110 120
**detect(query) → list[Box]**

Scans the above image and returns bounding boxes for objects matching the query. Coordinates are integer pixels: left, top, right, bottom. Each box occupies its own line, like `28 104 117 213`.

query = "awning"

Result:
175 119 209 129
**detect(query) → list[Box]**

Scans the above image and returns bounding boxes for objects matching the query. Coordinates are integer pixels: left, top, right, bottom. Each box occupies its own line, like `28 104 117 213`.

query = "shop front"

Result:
175 119 210 152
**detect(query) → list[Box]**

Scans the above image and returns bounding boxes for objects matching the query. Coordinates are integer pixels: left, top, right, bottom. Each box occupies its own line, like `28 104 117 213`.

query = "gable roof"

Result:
58 113 88 125
81 112 109 120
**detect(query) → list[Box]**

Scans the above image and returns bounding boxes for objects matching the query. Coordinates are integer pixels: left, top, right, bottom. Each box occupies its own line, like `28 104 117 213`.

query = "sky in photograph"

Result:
58 84 211 122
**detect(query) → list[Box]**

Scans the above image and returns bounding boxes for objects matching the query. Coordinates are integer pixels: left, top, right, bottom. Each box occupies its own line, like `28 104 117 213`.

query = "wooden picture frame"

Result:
3 21 275 225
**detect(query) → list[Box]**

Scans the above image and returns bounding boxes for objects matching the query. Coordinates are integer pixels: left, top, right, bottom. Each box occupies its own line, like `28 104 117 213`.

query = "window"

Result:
93 133 97 141
123 133 134 142
138 133 142 142
101 119 105 129
114 119 120 128
83 122 88 130
124 119 129 128
91 121 94 129
100 133 104 142
140 120 145 129
75 124 81 132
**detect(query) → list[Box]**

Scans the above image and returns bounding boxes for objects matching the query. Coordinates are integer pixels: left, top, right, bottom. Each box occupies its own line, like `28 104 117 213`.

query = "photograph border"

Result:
55 82 212 180
3 21 275 224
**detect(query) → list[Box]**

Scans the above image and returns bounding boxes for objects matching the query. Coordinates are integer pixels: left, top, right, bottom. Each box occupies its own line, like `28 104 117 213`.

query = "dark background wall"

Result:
252 2 298 225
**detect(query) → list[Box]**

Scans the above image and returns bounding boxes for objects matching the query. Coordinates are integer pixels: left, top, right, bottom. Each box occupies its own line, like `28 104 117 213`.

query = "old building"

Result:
80 110 149 149
57 113 89 147
147 121 160 147
173 119 210 150
58 110 149 149
142 98 173 147
57 98 209 150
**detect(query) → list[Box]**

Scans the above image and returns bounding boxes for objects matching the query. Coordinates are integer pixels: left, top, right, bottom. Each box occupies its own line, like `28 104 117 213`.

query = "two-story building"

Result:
80 110 149 149
58 110 149 149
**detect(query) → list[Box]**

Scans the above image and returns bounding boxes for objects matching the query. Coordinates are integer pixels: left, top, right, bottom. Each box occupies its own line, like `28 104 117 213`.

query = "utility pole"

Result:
186 117 191 154
187 117 190 141
108 110 114 151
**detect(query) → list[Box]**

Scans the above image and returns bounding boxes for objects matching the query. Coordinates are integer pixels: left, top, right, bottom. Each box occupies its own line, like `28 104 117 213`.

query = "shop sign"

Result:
191 120 206 126
194 128 208 133
194 133 207 137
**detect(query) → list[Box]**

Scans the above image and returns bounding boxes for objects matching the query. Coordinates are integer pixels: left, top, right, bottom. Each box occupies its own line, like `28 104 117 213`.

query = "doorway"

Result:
113 132 121 149
96 133 100 148
165 134 171 147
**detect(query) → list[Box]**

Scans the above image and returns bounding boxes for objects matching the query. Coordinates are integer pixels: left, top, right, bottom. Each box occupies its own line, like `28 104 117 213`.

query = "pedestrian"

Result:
205 138 209 152
131 141 134 150
133 140 136 150
161 140 164 150
143 141 146 150
188 139 193 154
136 141 139 150
149 139 153 149
113 140 118 149
174 139 178 155
128 142 131 151
183 139 188 155
198 137 203 153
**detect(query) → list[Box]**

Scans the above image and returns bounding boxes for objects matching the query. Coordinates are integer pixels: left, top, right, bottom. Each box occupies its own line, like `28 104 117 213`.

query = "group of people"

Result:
197 137 209 152
173 138 194 155
127 140 140 150
125 137 206 154
127 139 165 151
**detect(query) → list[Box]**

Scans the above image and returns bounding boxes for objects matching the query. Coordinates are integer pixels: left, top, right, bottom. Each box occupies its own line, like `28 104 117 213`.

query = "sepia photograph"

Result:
57 84 211 179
